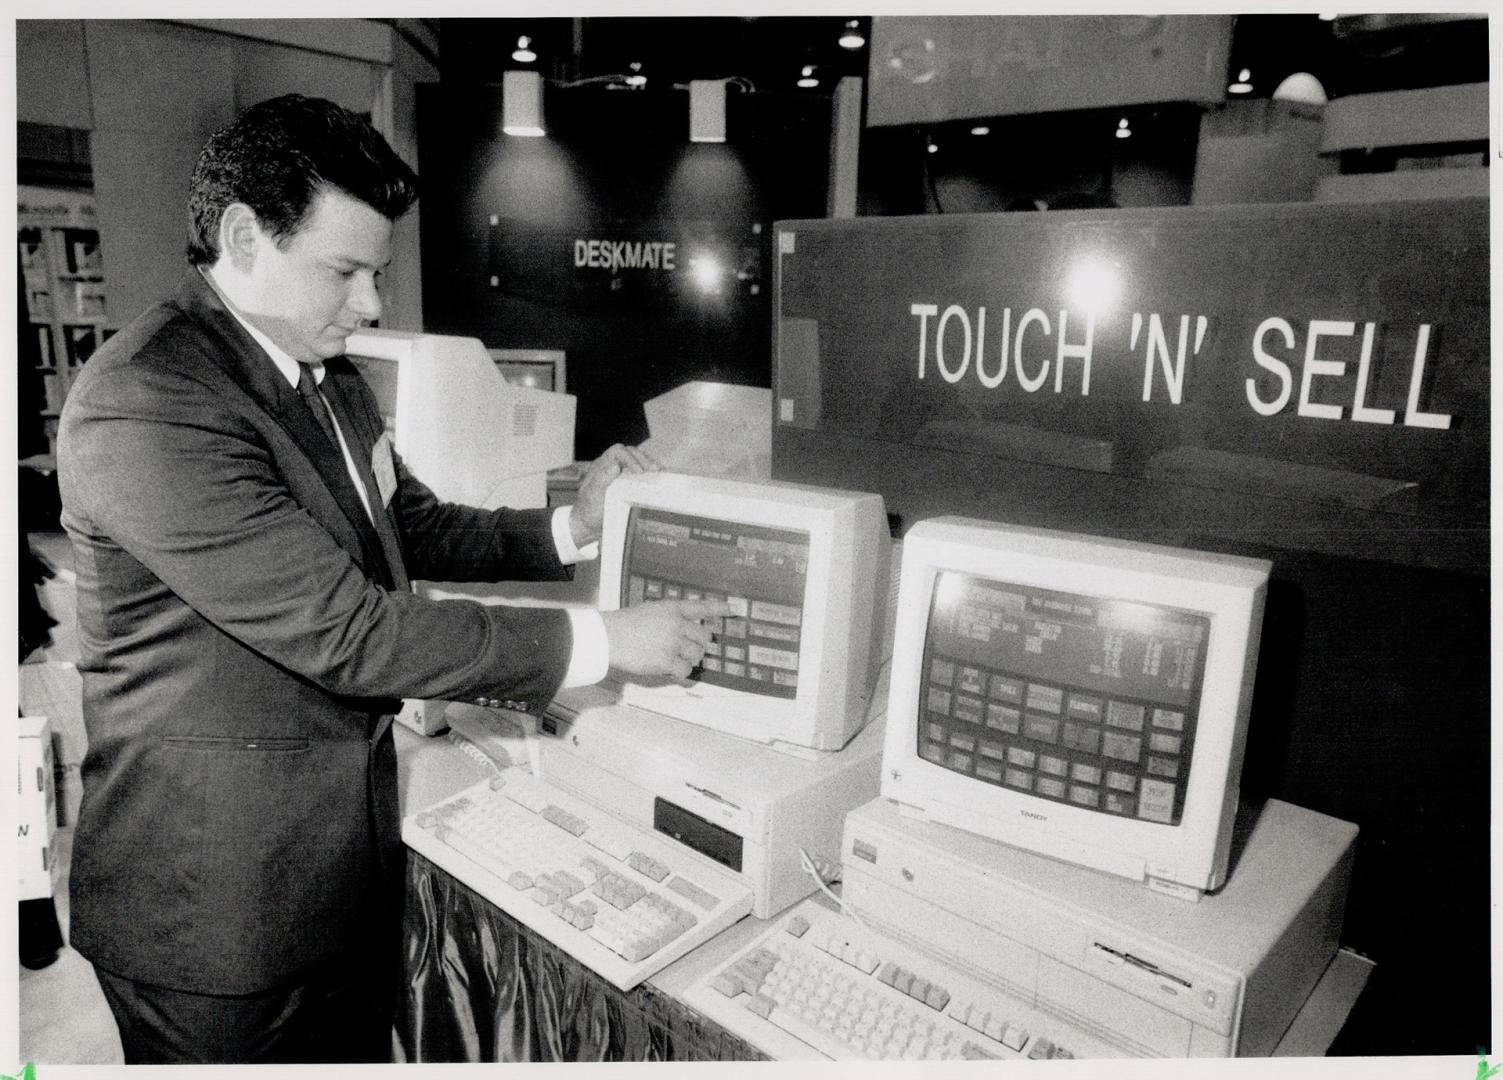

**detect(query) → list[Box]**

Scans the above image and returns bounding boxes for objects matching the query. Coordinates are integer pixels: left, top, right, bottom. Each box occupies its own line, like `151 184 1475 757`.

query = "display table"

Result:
393 725 1371 1062
394 723 779 1061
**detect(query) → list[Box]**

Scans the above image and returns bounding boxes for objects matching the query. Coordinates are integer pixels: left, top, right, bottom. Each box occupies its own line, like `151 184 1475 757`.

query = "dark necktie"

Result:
296 363 339 448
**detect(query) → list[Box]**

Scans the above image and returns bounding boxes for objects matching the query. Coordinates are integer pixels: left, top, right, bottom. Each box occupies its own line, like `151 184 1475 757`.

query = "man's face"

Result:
239 188 392 363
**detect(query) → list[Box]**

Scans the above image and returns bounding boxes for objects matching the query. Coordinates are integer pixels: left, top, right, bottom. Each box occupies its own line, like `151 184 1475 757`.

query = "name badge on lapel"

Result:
372 432 397 507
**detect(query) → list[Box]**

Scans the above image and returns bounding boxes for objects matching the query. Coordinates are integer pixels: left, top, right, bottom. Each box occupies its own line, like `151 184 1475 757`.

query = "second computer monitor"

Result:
882 516 1271 899
598 472 891 758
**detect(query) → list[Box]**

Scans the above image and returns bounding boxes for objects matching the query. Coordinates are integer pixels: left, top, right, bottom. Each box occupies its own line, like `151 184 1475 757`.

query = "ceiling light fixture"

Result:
1228 67 1253 94
797 64 819 89
1116 117 1132 139
690 79 727 143
839 19 865 50
927 140 938 154
625 61 646 89
502 70 545 137
970 125 990 136
511 35 536 63
1272 72 1329 105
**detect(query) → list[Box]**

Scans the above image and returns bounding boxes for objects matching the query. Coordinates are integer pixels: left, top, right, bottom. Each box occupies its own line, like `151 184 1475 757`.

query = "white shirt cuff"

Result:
552 505 599 564
562 607 610 688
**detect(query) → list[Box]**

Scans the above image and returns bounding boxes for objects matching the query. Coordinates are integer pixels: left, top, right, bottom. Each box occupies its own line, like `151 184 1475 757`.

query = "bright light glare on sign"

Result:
689 254 724 294
1064 256 1124 315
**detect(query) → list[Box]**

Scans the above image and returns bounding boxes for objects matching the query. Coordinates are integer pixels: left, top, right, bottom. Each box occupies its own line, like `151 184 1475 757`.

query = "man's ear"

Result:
218 203 263 271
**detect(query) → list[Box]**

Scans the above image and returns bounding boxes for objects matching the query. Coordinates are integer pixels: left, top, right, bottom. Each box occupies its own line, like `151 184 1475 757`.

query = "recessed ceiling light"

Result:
797 64 819 89
970 125 990 136
1228 67 1253 94
839 19 865 50
511 35 536 64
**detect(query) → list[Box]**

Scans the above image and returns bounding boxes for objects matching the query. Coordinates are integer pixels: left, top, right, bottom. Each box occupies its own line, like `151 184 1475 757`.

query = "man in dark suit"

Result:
57 94 727 1064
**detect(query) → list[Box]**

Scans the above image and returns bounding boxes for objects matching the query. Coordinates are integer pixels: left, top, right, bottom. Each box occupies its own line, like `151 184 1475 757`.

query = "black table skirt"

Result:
398 851 767 1062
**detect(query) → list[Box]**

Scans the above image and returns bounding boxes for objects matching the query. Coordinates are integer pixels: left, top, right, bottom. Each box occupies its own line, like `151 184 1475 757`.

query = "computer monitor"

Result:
598 472 892 759
346 330 574 509
881 516 1271 900
489 347 567 395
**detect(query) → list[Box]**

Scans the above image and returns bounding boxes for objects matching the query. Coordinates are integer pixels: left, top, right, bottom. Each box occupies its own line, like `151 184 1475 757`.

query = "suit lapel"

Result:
175 271 397 588
322 368 409 592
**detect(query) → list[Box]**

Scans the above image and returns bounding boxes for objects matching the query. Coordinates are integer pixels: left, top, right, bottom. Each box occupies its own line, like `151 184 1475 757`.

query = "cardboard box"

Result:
18 715 59 900
19 659 85 825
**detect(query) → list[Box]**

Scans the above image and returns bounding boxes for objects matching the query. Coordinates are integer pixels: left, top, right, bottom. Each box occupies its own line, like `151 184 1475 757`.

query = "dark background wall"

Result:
417 83 831 460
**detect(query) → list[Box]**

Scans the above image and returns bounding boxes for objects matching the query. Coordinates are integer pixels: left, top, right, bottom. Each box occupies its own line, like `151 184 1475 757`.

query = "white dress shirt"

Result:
202 267 609 687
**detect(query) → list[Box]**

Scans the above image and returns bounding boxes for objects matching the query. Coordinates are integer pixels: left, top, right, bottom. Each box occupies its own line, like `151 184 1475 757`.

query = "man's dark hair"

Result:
186 94 418 266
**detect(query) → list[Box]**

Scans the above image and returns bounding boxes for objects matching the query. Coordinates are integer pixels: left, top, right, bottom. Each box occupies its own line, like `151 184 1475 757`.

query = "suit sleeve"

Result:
61 356 571 708
388 449 573 585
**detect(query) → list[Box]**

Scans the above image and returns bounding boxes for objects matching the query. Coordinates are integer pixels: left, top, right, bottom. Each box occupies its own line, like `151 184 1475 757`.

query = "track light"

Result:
1116 117 1132 139
1228 68 1253 94
970 125 990 137
797 64 818 89
502 70 545 137
625 61 646 89
838 19 865 50
511 35 536 63
690 79 727 143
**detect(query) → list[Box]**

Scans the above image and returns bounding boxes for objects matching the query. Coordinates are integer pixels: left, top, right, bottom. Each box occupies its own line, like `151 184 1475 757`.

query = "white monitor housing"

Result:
346 329 574 510
882 516 1270 900
598 472 891 759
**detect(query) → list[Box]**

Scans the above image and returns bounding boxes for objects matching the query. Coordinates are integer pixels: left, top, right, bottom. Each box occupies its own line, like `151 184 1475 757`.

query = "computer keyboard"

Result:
684 898 1098 1061
402 769 754 991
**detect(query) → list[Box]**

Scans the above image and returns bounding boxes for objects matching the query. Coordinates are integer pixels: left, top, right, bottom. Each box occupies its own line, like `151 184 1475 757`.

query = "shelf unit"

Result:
19 185 110 459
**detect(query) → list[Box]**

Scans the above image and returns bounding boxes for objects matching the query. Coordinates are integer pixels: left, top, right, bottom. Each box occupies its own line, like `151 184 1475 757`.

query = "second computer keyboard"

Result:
684 898 1111 1060
402 769 754 991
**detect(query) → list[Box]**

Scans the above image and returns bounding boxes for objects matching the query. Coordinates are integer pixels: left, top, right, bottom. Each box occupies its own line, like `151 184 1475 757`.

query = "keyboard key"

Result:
962 1041 998 1060
666 875 721 912
628 851 671 882
542 805 587 835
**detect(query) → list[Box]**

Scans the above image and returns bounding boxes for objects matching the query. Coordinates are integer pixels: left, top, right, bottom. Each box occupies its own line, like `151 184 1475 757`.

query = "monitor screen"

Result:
490 348 566 395
621 507 809 701
882 516 1269 898
599 472 891 758
919 572 1208 827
